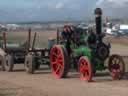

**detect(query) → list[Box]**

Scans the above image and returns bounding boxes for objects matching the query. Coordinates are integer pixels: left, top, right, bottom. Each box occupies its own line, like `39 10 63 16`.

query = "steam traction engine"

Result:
49 8 125 81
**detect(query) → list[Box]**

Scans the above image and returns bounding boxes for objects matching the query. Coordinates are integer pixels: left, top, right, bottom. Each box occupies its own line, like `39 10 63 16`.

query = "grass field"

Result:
5 29 128 47
5 30 57 48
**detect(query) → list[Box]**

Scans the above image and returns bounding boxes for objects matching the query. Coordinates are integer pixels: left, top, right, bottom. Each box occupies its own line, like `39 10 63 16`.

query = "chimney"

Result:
94 8 102 35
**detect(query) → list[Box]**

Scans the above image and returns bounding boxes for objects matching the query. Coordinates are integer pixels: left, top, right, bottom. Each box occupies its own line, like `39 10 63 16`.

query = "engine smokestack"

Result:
94 8 102 35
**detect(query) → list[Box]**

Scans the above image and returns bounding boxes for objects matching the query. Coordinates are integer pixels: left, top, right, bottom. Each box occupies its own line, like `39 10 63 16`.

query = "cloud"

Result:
96 0 128 7
48 2 65 10
55 2 64 9
47 0 83 10
96 0 105 6
95 0 128 19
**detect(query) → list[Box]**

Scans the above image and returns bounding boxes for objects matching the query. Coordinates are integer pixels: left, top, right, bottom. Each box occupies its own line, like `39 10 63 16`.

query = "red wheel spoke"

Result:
84 67 89 71
81 68 89 74
82 71 86 76
55 64 62 73
57 56 62 60
56 50 61 55
80 65 84 72
81 62 85 66
80 62 89 71
57 60 63 65
85 71 89 76
52 52 57 58
58 59 63 62
51 61 57 65
116 59 121 64
80 65 89 72
113 59 117 64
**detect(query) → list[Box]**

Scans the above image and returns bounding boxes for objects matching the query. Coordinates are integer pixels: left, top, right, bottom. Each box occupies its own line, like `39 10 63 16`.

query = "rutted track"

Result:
0 44 128 96
1 69 128 96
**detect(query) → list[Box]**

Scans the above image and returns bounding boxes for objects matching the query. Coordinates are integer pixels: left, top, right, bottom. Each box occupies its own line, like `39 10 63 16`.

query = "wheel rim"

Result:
96 43 109 60
0 57 2 65
26 60 30 68
25 55 33 73
6 60 9 67
98 47 108 58
109 55 124 79
50 45 64 78
79 57 92 81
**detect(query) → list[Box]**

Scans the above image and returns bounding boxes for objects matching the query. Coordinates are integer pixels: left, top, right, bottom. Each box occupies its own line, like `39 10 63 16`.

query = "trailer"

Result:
24 31 55 74
0 28 55 73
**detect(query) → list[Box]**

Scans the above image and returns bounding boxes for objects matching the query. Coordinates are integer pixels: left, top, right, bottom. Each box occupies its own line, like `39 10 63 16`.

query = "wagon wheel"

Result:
25 54 35 74
0 54 6 71
78 56 92 82
108 54 125 79
4 54 14 72
34 53 40 70
50 45 70 78
35 63 40 70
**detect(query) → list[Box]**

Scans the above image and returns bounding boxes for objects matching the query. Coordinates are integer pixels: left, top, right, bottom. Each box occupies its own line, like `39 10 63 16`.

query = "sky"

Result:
0 0 128 22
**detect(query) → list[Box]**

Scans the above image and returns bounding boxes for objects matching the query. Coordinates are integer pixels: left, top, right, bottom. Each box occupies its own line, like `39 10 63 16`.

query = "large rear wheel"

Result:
108 54 125 79
78 56 92 82
50 45 69 78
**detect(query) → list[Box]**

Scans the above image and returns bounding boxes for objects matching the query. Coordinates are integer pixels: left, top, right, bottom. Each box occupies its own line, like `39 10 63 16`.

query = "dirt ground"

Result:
0 30 128 96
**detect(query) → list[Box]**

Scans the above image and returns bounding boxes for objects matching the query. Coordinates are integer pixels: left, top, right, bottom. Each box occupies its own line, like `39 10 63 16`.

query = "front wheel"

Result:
78 56 92 82
108 54 125 79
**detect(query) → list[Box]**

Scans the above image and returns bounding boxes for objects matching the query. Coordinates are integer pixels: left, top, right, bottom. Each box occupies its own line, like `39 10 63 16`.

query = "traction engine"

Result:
50 8 125 81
